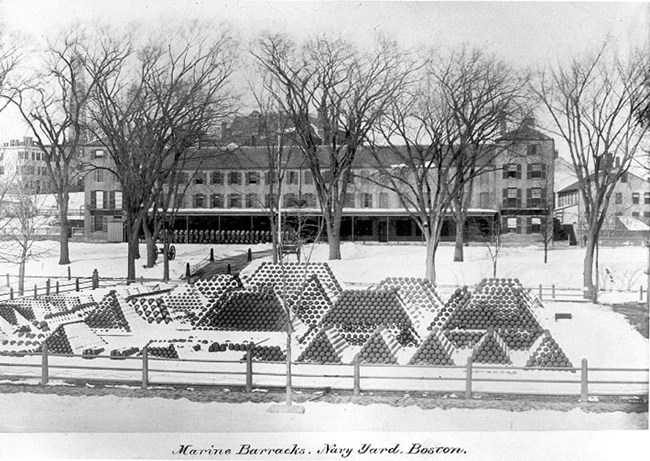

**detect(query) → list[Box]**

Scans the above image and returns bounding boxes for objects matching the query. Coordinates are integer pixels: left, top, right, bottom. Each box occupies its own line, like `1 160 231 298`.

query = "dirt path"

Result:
191 249 273 279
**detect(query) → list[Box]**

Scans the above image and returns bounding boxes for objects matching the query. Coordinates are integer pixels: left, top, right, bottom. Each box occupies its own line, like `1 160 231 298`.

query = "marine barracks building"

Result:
82 117 555 244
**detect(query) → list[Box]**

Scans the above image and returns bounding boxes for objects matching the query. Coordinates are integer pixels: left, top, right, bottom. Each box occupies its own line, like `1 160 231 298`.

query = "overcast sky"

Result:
0 0 648 147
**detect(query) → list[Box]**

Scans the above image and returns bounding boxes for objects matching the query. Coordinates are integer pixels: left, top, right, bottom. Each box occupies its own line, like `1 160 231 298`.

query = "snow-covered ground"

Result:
0 392 644 432
1 240 646 292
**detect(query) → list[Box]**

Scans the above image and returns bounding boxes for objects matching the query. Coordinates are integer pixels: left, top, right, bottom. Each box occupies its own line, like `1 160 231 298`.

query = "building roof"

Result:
558 170 648 194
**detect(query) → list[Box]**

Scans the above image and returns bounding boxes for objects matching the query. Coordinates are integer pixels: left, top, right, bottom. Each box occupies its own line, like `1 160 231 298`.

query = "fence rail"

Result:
0 347 646 399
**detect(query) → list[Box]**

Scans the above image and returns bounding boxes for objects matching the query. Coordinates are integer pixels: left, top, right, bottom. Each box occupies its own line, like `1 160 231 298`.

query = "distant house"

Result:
555 169 650 245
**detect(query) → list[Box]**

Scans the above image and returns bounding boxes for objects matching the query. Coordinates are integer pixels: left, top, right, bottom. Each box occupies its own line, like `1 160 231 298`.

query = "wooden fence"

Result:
0 346 646 399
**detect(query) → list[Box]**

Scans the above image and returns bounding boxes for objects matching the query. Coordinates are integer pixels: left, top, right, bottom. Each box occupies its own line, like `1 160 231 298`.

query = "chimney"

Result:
523 117 535 129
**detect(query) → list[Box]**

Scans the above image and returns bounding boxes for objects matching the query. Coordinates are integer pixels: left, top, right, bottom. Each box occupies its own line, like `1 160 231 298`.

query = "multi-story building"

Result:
82 118 556 244
556 168 650 245
0 137 51 193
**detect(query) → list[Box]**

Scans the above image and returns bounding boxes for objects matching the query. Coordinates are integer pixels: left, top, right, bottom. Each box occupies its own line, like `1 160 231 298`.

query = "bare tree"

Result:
535 45 650 301
3 26 130 265
0 177 52 295
426 46 530 263
252 33 414 259
87 23 237 282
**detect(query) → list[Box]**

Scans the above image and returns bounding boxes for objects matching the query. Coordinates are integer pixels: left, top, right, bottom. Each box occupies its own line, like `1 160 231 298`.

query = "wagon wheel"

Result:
168 245 176 260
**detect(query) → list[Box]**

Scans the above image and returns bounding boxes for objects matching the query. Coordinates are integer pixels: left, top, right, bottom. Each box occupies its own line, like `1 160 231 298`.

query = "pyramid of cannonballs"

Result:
297 327 347 364
193 275 243 302
409 328 455 366
357 329 400 364
163 285 208 326
195 287 286 332
246 262 342 302
85 291 131 333
128 295 173 325
286 274 332 327
376 277 444 327
248 344 286 362
471 328 512 365
526 331 573 368
43 302 97 330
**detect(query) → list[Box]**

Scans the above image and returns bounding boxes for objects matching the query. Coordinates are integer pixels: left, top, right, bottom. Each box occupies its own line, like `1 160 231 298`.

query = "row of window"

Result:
19 165 49 176
90 190 123 210
501 188 547 208
615 192 650 205
502 216 547 234
16 151 43 161
619 211 650 219
502 163 547 180
175 191 393 209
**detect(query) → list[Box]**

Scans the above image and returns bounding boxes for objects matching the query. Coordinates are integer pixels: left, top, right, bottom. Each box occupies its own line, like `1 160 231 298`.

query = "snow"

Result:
0 392 644 432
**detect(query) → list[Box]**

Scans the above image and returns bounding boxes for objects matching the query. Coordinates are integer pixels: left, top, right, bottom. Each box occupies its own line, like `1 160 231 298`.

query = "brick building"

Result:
82 118 556 244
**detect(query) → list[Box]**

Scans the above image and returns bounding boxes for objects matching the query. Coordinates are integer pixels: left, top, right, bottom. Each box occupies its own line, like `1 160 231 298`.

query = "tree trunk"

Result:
162 230 170 282
583 234 598 302
58 199 71 265
425 234 438 285
326 209 342 260
18 251 26 296
285 315 293 406
126 212 141 282
143 220 157 268
453 218 464 262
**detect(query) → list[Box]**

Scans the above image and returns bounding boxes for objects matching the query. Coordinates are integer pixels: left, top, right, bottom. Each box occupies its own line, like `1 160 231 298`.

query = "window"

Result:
632 193 640 204
193 194 206 208
286 171 298 185
479 192 490 208
632 212 640 217
228 193 241 208
210 194 223 208
246 171 259 185
379 192 388 208
503 163 521 179
283 193 297 207
615 193 623 205
528 163 546 179
304 170 313 185
503 188 521 207
93 149 104 159
621 172 628 183
507 217 518 232
264 171 277 184
193 172 206 185
228 171 241 185
361 193 373 208
303 193 316 207
644 212 650 218
92 215 107 232
113 191 122 210
343 193 355 208
211 171 223 185
174 195 185 209
31 152 35 161
527 187 545 207
36 152 40 161
530 217 541 233
95 169 104 182
645 193 650 205
245 193 258 208
527 145 538 156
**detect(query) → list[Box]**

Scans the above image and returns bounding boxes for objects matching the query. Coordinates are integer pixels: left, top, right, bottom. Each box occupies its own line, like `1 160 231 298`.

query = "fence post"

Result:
9 287 14 300
140 276 144 285
34 285 37 299
46 279 51 296
75 278 80 292
56 281 60 295
227 263 231 275
538 284 543 300
353 355 361 396
465 356 473 399
210 248 214 262
92 269 99 289
142 346 149 390
580 358 588 401
41 342 49 386
551 284 555 299
185 263 191 280
67 266 71 280
245 344 253 393
5 273 9 287
247 248 252 262
640 286 643 302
